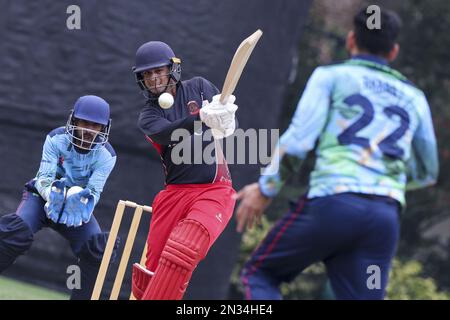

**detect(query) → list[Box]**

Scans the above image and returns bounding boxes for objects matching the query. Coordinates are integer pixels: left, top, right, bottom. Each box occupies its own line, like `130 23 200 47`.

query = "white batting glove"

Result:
210 120 236 139
200 94 238 139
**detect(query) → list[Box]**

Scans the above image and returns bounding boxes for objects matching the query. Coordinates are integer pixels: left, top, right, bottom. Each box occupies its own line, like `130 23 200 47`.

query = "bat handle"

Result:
219 93 230 105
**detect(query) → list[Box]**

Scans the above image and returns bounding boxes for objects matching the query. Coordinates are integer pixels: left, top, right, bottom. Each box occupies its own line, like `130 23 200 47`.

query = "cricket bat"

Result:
219 29 263 104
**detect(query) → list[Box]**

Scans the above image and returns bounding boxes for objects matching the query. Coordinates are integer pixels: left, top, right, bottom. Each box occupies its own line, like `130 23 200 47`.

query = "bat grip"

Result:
219 93 230 105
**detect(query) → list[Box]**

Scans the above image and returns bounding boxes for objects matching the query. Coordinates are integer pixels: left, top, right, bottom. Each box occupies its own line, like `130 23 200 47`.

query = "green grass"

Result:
0 276 69 300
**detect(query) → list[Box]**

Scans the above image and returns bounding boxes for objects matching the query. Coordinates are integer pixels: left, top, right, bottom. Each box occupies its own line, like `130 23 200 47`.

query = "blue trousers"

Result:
241 192 400 300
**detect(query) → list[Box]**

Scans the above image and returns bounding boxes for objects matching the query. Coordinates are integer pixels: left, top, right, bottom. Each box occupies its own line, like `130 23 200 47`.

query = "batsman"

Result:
130 41 238 300
0 95 118 299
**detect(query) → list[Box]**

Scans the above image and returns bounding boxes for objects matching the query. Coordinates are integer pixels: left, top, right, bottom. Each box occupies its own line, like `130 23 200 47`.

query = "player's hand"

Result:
200 94 238 139
234 182 272 233
60 188 94 227
45 179 67 223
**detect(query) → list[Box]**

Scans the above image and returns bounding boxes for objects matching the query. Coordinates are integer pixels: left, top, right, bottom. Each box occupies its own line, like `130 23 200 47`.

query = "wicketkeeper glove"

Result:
59 188 94 227
44 179 67 223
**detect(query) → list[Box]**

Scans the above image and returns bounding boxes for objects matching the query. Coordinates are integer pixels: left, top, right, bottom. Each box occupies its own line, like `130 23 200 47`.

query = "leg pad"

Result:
142 219 210 300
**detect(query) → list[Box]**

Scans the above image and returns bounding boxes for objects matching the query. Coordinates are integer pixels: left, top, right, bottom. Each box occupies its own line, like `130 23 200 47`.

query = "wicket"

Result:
91 200 152 300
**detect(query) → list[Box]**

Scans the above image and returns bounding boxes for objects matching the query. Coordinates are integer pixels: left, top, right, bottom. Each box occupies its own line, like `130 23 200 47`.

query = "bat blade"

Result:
220 29 263 104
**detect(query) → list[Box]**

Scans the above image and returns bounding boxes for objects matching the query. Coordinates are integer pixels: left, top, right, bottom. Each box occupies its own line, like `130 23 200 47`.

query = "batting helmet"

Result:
132 41 182 93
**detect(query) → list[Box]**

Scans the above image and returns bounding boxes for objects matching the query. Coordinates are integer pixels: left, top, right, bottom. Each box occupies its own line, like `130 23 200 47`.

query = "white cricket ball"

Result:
67 186 88 204
158 92 174 109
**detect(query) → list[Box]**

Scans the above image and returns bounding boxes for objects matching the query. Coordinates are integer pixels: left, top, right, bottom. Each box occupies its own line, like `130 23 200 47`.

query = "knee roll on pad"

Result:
161 219 210 270
132 263 154 300
142 219 210 300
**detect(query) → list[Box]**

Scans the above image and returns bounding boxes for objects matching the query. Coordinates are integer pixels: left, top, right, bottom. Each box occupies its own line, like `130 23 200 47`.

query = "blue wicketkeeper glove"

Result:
45 179 67 223
60 188 95 227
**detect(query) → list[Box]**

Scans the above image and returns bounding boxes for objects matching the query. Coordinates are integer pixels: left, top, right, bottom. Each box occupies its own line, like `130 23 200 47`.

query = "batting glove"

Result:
200 94 238 139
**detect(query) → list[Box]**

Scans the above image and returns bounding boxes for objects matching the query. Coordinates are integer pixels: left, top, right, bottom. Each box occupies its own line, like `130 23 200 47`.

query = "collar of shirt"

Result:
351 54 388 66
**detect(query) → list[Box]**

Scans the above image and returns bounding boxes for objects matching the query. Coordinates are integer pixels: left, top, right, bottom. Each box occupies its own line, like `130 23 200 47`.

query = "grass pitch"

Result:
0 276 69 300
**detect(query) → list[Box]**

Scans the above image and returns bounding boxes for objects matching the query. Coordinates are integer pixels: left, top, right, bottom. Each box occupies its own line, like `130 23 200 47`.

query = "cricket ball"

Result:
158 92 174 109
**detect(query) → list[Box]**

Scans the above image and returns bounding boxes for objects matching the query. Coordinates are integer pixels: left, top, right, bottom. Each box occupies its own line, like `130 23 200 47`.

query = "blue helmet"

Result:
132 41 182 94
65 95 112 151
73 95 110 125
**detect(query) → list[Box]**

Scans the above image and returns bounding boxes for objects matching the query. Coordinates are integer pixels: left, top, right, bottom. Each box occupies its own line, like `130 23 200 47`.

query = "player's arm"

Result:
86 151 117 206
235 67 333 232
406 95 439 190
138 105 200 146
259 67 333 198
35 135 59 202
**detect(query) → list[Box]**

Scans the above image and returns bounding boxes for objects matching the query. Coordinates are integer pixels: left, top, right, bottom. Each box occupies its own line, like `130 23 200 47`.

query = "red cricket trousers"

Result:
145 181 236 272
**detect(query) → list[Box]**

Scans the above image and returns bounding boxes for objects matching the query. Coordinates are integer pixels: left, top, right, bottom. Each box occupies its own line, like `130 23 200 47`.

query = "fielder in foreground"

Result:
131 41 238 300
0 95 118 299
235 7 438 299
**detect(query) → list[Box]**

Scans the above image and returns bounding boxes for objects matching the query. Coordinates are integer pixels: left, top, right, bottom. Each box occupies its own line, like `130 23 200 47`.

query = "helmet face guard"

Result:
134 58 181 99
65 111 111 151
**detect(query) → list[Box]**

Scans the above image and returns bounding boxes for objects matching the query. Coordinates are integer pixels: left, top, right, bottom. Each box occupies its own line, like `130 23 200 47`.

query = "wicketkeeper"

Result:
0 95 118 299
